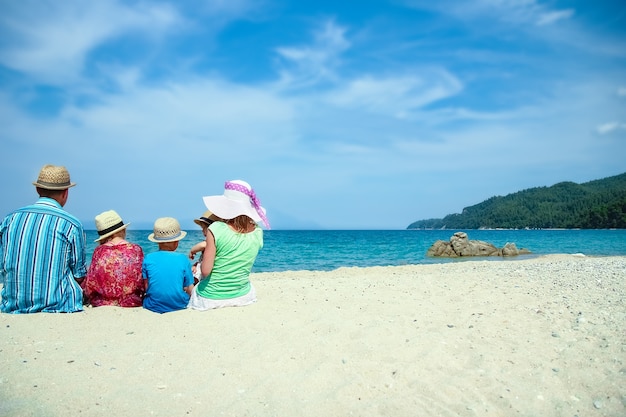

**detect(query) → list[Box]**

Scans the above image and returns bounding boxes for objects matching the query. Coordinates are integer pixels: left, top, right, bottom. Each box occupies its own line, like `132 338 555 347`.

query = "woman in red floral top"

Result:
83 210 144 307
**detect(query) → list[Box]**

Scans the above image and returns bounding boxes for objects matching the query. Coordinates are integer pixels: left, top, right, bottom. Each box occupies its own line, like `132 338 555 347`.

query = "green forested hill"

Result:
407 172 626 229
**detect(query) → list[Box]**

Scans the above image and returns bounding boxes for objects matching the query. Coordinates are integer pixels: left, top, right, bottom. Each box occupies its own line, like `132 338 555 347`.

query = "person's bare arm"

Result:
200 230 216 277
183 284 194 296
188 241 207 260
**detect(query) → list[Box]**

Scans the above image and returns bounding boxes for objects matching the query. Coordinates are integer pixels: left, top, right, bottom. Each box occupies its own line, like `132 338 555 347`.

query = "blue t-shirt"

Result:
142 251 193 313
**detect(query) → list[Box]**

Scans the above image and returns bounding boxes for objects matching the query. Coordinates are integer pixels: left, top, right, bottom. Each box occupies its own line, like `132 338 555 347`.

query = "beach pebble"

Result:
593 400 602 409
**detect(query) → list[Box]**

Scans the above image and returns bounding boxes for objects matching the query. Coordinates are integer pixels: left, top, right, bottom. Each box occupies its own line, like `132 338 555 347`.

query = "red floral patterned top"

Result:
83 241 145 307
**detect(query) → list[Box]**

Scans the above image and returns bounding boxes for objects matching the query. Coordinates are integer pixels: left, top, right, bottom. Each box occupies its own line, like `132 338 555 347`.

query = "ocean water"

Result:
86 229 626 273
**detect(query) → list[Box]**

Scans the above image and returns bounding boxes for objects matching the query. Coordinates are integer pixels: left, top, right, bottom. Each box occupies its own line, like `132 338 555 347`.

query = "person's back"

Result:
188 179 269 311
142 217 193 314
84 210 144 307
0 165 87 313
195 220 263 299
143 250 193 313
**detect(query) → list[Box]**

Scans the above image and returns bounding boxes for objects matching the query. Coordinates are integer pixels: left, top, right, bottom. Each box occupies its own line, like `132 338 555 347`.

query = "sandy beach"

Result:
1 254 625 417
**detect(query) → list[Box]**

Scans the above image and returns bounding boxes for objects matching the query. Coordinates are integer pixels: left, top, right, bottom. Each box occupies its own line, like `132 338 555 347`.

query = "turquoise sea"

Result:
86 229 626 273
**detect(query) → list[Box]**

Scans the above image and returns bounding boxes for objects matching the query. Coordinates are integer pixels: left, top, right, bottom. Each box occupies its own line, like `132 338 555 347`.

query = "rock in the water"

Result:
426 232 531 258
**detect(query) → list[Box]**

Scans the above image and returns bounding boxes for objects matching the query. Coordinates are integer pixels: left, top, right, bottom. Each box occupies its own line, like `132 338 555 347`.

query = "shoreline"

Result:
1 254 625 416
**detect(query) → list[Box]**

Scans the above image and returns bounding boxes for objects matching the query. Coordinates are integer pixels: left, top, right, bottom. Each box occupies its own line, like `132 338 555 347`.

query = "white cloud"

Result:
404 0 574 26
325 70 462 117
0 0 183 84
275 19 350 88
536 9 574 26
59 78 296 153
596 122 626 135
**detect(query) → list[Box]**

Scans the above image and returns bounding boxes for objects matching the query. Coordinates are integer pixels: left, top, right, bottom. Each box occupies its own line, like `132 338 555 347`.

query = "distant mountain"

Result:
407 172 626 230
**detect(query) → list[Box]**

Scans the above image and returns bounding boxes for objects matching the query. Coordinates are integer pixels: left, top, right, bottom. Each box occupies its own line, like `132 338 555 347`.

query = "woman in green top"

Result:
188 180 270 310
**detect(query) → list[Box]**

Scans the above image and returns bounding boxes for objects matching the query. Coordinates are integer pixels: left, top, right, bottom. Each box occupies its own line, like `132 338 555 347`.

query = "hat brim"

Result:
94 223 130 242
33 181 76 190
148 230 187 243
202 195 262 222
194 218 213 227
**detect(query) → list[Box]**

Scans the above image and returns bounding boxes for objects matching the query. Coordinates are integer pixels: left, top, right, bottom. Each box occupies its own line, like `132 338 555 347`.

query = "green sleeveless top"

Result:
195 221 263 300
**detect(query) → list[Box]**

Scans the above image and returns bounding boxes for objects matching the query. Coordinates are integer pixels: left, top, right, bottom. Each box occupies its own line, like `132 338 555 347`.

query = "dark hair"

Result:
36 187 66 198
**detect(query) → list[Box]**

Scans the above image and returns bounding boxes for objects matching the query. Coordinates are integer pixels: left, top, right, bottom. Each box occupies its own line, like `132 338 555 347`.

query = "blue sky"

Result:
1 0 625 230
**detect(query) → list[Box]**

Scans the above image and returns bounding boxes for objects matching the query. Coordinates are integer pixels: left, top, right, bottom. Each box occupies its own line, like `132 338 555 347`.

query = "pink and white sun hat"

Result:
202 180 270 229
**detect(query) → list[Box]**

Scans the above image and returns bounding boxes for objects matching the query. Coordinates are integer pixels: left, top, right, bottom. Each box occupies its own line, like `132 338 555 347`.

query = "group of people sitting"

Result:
0 164 270 314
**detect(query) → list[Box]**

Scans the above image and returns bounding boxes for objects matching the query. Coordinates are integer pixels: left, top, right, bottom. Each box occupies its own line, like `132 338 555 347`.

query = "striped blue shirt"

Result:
0 198 87 313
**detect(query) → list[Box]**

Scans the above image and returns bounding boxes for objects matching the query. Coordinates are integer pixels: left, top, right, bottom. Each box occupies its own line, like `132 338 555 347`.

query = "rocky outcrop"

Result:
427 232 532 258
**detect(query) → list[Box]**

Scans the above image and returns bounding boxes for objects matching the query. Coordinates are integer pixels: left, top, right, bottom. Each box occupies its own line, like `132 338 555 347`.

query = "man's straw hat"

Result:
32 164 76 190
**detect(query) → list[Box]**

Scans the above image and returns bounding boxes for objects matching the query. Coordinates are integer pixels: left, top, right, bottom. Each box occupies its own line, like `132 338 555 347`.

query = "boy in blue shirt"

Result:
142 217 194 313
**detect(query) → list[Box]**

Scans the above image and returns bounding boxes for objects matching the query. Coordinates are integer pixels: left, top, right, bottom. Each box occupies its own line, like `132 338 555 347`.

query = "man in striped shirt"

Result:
0 165 87 313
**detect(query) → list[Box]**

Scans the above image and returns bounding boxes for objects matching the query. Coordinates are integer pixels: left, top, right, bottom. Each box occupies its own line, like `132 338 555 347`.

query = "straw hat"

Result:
194 210 215 227
32 164 76 190
148 217 187 243
202 180 270 229
94 210 130 242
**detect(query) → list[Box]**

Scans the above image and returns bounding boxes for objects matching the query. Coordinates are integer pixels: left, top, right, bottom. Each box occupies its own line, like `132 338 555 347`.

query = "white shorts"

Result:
187 283 257 311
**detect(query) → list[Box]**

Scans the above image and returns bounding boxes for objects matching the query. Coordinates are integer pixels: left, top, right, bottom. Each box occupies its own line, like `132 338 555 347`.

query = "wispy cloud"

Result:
0 0 183 84
596 122 626 135
324 70 462 118
275 19 350 89
63 78 295 155
535 9 575 26
404 0 574 26
275 19 463 119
